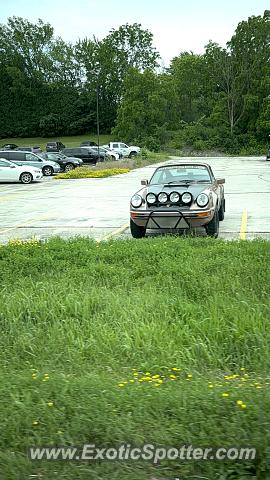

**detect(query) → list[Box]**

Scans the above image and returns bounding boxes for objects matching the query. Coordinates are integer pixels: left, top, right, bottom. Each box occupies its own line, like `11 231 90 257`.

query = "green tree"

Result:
112 68 177 147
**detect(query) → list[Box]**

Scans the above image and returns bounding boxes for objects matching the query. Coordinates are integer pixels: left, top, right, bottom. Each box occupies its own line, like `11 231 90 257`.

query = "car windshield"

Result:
150 165 212 185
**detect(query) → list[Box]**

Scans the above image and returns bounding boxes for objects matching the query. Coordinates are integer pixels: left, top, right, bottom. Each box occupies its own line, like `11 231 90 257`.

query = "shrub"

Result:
55 168 130 179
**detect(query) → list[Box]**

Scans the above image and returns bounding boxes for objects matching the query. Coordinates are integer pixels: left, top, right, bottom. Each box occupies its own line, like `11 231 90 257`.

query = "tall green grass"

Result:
0 134 113 150
0 237 269 479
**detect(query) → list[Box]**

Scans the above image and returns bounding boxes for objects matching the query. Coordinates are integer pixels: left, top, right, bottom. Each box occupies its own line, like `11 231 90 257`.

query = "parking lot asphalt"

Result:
0 156 269 243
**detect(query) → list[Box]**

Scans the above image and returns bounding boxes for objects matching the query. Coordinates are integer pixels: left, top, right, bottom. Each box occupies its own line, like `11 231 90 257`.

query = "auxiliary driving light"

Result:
146 193 156 204
181 192 192 204
169 192 180 203
158 192 168 203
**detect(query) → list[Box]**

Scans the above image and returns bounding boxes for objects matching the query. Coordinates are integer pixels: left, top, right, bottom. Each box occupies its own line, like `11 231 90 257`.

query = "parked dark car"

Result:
40 152 83 172
15 146 42 154
46 141 66 152
0 150 61 176
80 140 98 147
81 146 112 161
1 143 18 150
62 147 100 165
15 146 32 152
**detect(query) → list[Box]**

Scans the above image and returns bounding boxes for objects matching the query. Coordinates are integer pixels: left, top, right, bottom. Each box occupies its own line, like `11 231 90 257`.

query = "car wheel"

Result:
20 172 33 184
218 198 225 221
65 163 75 172
205 210 219 238
130 219 146 238
42 166 54 176
129 151 137 158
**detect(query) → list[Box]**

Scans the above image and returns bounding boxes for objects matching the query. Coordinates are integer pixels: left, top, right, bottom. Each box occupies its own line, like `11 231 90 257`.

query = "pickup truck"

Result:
102 142 140 158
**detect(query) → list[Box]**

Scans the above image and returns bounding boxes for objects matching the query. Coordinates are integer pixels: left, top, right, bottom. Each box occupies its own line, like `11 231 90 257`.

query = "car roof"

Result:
156 162 211 169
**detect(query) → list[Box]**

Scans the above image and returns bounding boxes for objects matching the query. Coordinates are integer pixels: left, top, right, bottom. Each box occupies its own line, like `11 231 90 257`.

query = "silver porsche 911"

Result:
130 162 225 238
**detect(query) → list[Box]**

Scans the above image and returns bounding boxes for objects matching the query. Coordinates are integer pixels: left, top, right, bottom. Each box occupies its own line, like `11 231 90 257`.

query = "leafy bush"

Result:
141 135 161 151
55 167 130 179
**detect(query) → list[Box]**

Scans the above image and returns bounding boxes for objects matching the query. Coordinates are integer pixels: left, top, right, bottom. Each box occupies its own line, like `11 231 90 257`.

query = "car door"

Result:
0 159 18 181
73 148 85 161
84 148 98 163
25 153 45 169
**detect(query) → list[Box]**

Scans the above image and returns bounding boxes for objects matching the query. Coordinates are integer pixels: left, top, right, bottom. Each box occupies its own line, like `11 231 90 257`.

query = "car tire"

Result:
42 166 54 176
129 151 137 158
65 163 75 172
205 210 219 238
20 172 33 184
130 219 146 238
218 198 225 221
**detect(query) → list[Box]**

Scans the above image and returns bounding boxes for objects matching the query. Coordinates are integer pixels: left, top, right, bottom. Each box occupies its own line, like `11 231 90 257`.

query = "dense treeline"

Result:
0 12 269 153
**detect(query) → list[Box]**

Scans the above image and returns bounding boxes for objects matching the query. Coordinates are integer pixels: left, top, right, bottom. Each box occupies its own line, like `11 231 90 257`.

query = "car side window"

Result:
120 143 128 148
26 153 38 161
112 143 118 148
11 152 24 161
0 152 9 160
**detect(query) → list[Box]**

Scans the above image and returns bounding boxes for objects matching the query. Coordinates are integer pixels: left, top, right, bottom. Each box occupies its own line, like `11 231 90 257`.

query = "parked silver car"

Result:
0 150 61 176
130 162 225 238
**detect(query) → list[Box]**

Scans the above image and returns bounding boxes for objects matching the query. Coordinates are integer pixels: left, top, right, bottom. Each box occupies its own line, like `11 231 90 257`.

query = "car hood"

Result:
138 182 212 198
129 146 140 151
42 160 59 167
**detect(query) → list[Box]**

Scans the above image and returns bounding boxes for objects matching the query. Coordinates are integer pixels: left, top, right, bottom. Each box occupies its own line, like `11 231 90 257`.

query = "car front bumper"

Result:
130 208 215 229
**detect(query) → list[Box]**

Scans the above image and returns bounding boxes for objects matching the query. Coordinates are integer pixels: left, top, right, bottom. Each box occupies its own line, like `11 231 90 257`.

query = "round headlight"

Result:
146 193 156 204
181 192 192 204
169 192 180 203
196 193 209 207
158 192 168 203
131 194 143 208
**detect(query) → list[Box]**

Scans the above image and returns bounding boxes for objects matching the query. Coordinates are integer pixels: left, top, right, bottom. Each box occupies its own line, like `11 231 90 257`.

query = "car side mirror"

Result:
216 178 225 184
141 179 149 185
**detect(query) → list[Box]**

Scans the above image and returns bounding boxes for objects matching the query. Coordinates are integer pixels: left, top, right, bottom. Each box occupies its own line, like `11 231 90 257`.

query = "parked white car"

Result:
0 158 42 184
102 142 140 158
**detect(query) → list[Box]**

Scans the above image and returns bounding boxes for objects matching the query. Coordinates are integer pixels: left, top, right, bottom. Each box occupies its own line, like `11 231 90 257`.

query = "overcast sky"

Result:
1 0 269 65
